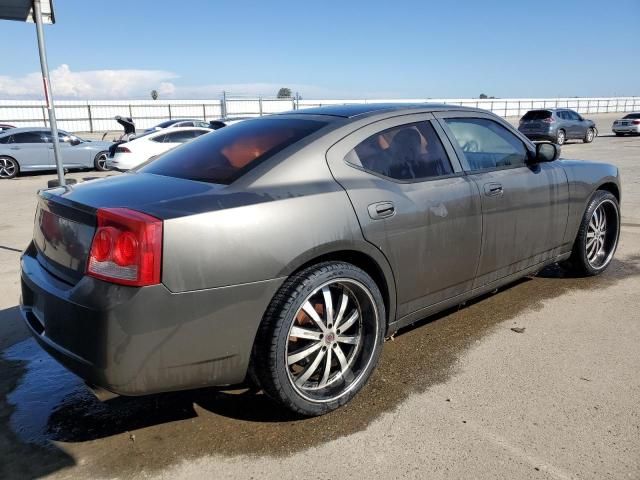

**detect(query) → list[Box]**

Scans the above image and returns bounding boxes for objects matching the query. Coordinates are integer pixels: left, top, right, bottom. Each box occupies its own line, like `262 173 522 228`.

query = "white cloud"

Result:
0 65 356 100
0 64 179 99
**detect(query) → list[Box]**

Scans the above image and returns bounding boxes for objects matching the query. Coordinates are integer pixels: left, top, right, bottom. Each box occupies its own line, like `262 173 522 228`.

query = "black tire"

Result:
583 127 595 143
556 129 566 145
561 190 620 276
614 132 625 137
251 261 385 416
0 156 19 179
94 151 109 171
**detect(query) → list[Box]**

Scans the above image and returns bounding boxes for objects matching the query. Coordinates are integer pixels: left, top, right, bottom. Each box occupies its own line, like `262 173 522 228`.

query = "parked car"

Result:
612 112 640 136
518 108 597 145
0 123 16 132
106 127 212 171
20 104 620 416
0 127 112 179
144 118 212 133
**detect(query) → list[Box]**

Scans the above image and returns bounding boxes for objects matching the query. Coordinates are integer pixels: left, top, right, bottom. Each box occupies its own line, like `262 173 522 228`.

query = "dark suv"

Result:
518 109 596 145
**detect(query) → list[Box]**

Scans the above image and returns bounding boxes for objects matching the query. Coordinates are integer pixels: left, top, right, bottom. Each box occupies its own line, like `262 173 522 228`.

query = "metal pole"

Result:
33 0 65 186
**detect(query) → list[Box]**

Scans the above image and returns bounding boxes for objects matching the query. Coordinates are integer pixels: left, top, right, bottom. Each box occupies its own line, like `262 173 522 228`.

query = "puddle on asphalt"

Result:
1 253 639 478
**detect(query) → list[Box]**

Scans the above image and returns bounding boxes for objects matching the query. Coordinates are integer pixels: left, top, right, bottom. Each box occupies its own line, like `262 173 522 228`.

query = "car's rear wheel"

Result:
561 190 620 276
556 129 566 145
0 156 19 179
94 151 109 171
252 261 385 416
583 127 595 143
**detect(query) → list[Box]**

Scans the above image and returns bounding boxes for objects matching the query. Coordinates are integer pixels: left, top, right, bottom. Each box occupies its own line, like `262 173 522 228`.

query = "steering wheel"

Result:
462 140 479 153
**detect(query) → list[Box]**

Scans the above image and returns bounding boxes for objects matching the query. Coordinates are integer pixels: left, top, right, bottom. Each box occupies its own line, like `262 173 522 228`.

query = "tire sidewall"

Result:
269 263 385 415
556 129 566 145
572 191 620 275
584 128 594 143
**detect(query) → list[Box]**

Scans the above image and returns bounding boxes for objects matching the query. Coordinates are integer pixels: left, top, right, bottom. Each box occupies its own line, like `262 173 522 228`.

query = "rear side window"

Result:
162 130 198 143
0 135 11 144
623 113 640 119
345 121 453 181
139 118 327 184
521 110 551 121
445 118 527 171
12 132 46 143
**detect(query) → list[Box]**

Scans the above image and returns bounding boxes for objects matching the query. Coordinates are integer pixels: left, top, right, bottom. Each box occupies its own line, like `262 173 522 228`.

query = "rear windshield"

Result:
138 117 327 184
521 110 552 120
623 113 640 119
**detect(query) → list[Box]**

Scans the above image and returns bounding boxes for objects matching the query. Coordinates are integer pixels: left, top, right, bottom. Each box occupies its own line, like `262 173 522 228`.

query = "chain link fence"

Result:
1 96 638 133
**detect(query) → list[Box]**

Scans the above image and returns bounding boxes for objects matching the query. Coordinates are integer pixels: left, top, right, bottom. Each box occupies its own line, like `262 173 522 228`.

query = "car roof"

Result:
280 102 479 119
0 126 60 137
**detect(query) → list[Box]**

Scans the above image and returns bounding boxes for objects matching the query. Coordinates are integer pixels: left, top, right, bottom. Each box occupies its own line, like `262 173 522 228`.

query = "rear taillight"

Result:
87 208 162 286
542 117 555 123
633 120 640 125
115 146 131 153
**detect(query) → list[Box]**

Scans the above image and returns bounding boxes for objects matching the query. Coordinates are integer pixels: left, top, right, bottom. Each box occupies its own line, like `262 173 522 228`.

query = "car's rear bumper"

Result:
20 242 283 396
519 132 556 142
612 125 640 134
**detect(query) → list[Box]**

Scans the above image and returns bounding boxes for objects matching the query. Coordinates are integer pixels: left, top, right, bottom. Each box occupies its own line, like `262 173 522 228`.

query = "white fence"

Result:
1 96 639 133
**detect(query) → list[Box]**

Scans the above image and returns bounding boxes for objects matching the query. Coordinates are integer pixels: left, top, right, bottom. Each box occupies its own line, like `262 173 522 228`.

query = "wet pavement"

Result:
1 249 639 479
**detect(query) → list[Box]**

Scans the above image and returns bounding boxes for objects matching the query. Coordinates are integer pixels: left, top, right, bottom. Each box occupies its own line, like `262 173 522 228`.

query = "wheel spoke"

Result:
586 231 596 239
295 348 326 386
318 348 333 387
288 341 322 365
333 344 349 373
302 301 327 332
338 310 359 333
322 286 334 326
337 335 358 345
289 326 323 341
586 237 596 249
333 292 349 329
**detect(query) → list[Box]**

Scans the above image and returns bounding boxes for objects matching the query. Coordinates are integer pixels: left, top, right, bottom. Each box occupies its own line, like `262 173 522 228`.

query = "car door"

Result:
45 132 88 168
6 131 53 170
568 110 587 138
435 112 569 288
326 114 482 319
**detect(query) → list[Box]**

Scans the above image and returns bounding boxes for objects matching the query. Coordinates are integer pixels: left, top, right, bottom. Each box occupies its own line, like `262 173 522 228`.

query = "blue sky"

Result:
1 0 638 99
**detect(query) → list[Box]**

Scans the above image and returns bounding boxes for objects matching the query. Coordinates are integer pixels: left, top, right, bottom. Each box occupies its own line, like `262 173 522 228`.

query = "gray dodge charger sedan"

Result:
20 104 621 416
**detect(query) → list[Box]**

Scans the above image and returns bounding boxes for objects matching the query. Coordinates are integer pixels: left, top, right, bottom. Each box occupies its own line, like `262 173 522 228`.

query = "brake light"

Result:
633 120 640 125
542 117 555 123
115 146 131 153
87 208 162 286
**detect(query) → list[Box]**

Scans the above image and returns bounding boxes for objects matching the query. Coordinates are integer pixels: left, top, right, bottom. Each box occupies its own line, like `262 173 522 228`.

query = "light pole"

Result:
0 0 66 186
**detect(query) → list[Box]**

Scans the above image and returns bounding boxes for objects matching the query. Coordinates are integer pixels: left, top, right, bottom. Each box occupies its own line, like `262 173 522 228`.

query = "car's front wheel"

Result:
252 261 385 416
94 151 109 171
562 190 620 276
583 127 595 143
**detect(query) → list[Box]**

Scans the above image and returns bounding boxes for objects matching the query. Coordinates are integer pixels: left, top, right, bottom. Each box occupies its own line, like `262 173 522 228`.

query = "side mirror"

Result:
532 142 560 163
69 137 81 146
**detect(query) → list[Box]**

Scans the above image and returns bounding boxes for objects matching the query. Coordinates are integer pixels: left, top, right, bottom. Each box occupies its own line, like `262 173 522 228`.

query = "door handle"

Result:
368 201 395 220
484 183 503 197
9 147 20 150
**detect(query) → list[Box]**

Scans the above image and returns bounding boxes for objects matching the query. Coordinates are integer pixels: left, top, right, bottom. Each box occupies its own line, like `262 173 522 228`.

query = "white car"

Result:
612 113 640 136
107 127 211 171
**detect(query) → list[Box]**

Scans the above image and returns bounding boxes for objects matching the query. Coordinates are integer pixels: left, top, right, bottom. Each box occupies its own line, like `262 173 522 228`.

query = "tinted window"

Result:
521 110 551 121
12 132 46 143
163 130 198 143
139 118 327 184
623 113 640 119
345 121 453 181
150 133 167 143
445 118 527 171
155 120 179 128
0 135 11 144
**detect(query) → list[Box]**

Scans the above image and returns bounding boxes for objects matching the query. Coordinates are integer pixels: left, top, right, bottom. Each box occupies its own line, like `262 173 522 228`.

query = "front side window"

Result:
445 118 527 171
344 121 453 181
139 118 327 184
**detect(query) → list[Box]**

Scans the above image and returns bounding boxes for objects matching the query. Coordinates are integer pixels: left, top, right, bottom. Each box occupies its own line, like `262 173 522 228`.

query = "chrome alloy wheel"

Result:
557 130 566 145
586 128 594 142
285 279 378 402
0 157 17 178
586 199 619 269
95 152 109 171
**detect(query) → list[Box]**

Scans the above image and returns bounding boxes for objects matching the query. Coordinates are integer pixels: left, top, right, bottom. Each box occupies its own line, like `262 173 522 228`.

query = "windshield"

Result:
138 117 328 184
623 113 640 119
